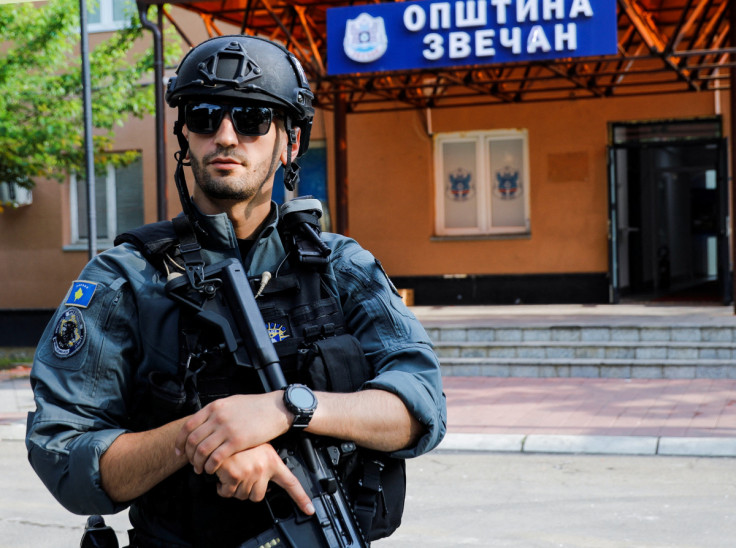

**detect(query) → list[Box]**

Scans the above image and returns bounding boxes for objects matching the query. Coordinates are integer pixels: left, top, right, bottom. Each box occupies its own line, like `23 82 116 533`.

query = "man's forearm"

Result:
307 389 423 452
100 417 190 503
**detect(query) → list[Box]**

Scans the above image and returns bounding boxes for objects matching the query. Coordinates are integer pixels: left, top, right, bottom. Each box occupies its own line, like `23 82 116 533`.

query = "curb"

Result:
438 432 736 457
0 423 25 442
0 365 31 382
6 424 736 457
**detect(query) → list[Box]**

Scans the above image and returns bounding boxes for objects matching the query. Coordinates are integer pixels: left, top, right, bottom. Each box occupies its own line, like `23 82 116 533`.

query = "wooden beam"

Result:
334 90 349 236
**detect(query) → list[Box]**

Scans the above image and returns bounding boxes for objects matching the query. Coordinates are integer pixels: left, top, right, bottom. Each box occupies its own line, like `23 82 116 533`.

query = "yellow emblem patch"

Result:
266 322 289 343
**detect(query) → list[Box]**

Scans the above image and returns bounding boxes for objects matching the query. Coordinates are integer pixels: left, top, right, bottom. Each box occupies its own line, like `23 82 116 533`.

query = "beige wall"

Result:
0 178 83 308
342 92 720 279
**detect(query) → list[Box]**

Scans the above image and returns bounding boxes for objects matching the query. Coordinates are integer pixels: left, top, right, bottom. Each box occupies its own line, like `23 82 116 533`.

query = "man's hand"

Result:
175 392 291 474
215 444 315 516
176 389 422 476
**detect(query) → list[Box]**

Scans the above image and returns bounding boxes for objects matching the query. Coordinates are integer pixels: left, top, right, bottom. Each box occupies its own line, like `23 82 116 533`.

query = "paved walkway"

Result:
442 376 736 456
4 304 736 457
421 304 736 456
411 303 736 327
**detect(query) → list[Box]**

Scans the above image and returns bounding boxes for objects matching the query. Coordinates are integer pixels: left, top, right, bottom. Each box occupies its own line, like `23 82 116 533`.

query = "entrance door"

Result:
608 118 731 304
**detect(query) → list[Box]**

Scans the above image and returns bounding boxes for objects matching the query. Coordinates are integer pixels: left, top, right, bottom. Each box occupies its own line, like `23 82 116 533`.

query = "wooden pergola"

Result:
148 0 734 112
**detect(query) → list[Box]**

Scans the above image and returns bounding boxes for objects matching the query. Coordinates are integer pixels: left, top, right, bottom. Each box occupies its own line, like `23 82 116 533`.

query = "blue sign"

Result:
327 0 617 75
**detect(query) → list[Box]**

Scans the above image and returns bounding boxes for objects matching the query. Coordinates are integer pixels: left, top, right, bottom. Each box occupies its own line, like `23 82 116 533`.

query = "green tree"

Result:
0 0 178 205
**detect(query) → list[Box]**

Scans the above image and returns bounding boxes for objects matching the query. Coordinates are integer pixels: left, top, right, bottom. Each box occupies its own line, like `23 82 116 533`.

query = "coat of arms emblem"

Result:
344 13 388 63
493 166 522 200
447 167 474 201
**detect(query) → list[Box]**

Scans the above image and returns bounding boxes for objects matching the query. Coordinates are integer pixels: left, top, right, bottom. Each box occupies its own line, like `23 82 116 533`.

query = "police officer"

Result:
26 35 446 547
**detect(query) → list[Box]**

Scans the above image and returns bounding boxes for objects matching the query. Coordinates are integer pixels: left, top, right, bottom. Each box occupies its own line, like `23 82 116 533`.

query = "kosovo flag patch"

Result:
65 280 98 308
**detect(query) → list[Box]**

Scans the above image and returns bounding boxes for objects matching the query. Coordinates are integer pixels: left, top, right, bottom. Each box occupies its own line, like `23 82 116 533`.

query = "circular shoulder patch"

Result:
52 308 87 359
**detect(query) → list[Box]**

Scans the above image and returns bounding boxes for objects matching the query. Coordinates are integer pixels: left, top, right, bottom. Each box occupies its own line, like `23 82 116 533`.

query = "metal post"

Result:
334 90 348 236
79 0 96 260
731 3 736 313
138 2 168 221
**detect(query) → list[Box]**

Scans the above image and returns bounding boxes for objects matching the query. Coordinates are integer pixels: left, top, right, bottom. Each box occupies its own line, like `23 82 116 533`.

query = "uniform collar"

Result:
186 201 279 250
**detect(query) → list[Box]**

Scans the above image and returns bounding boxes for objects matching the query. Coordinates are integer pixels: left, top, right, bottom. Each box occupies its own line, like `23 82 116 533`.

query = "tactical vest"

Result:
114 202 404 547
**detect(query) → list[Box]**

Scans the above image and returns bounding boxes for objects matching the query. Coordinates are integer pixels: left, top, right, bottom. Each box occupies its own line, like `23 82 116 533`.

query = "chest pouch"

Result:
297 330 406 541
298 332 371 393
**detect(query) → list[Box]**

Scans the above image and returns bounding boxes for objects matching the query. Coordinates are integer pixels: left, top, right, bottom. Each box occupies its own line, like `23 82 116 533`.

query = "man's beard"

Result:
190 142 283 201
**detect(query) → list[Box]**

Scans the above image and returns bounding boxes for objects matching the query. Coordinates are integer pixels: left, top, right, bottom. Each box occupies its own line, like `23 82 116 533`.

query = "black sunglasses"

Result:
184 102 275 136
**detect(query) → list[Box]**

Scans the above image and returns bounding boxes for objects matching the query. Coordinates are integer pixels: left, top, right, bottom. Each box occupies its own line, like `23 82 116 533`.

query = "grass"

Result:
0 358 30 370
0 348 35 370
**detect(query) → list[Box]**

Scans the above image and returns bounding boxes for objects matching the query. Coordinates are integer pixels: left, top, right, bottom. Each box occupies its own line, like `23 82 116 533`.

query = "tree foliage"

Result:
0 0 178 193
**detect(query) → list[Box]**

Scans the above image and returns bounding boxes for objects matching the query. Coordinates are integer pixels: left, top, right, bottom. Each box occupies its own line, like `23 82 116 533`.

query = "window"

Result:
88 0 135 32
434 129 530 237
70 157 144 246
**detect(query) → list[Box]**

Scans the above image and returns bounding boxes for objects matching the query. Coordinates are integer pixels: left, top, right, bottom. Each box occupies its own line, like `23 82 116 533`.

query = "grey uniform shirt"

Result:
26 204 447 516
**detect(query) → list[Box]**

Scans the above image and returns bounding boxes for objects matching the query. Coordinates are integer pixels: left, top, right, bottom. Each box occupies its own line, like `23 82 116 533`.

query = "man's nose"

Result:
214 113 239 147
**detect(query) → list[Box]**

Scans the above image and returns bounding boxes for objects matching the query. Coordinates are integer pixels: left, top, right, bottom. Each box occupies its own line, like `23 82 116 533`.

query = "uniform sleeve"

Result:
329 238 447 459
25 254 140 515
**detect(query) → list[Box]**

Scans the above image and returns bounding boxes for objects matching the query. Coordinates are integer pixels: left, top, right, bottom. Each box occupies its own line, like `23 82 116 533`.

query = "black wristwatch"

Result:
283 384 318 430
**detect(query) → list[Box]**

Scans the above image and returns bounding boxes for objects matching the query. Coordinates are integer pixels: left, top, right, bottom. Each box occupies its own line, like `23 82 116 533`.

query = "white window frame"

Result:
433 129 531 237
87 0 135 33
70 164 118 246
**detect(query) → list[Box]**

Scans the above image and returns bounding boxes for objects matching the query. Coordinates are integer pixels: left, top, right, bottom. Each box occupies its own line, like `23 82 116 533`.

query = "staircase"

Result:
419 310 736 379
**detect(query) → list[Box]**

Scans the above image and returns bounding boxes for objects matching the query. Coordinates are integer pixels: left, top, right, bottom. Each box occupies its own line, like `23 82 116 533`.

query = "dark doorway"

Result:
608 118 730 304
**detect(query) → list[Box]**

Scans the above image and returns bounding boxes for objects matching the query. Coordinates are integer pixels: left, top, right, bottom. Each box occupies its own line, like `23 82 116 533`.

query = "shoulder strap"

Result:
114 220 177 272
114 218 206 289
172 216 206 289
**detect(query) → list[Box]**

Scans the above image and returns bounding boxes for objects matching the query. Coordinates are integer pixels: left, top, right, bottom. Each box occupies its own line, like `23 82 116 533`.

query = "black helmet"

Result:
167 34 314 157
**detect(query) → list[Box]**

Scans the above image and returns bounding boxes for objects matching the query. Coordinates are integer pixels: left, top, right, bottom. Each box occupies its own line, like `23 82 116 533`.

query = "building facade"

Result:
0 1 732 346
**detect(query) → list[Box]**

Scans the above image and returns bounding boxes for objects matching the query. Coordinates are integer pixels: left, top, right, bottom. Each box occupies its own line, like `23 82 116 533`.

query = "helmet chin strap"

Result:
283 116 300 192
172 117 208 236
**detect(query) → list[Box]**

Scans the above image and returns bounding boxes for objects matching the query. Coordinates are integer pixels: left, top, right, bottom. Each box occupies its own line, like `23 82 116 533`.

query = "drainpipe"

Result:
79 0 96 259
138 2 168 221
334 89 349 236
731 3 736 312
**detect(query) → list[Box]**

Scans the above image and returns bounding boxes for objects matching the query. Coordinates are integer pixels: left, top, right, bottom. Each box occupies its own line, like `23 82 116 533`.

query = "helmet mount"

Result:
196 41 263 89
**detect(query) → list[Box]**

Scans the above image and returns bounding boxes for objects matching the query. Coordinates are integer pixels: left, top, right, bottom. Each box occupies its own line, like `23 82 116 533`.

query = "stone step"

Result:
415 305 736 378
439 357 736 379
434 341 736 360
425 325 736 343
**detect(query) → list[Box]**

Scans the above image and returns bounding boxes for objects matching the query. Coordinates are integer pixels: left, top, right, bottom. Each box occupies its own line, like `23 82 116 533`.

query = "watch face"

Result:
290 385 316 409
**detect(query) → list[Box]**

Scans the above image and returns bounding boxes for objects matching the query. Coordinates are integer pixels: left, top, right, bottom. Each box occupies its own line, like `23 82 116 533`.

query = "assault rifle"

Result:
165 257 369 548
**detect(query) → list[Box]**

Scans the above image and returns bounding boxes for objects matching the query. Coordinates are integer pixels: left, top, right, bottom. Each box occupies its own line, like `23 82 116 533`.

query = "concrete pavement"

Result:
410 302 736 327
